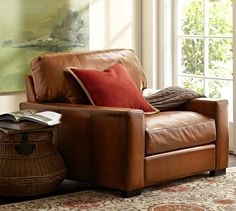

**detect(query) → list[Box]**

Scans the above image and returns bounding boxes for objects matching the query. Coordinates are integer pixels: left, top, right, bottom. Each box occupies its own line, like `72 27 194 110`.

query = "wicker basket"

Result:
0 128 67 196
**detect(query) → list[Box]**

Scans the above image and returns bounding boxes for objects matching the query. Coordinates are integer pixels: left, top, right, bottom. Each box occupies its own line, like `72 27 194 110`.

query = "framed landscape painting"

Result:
0 0 89 93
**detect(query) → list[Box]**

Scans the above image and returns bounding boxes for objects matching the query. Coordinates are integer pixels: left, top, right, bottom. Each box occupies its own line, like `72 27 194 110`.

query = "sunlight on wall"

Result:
89 0 141 57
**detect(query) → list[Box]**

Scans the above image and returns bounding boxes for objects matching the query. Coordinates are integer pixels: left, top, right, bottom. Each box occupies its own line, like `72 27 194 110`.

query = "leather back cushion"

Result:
31 49 147 103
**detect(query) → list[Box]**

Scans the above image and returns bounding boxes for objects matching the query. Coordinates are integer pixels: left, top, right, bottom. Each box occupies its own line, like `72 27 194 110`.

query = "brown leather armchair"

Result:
20 49 229 197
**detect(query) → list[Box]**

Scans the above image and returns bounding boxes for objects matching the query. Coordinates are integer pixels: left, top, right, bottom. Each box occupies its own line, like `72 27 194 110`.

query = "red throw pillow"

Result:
66 63 157 113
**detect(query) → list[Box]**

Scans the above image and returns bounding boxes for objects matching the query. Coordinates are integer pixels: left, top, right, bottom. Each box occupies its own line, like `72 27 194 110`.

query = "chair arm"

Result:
20 101 142 112
20 102 145 191
179 98 229 170
90 108 145 191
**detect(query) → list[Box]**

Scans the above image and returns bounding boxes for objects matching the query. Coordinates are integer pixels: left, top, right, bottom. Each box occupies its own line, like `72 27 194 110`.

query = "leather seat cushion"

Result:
145 111 216 155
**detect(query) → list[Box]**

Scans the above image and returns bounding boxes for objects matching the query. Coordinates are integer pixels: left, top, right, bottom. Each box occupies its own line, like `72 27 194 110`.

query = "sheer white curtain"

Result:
141 0 173 89
232 1 236 153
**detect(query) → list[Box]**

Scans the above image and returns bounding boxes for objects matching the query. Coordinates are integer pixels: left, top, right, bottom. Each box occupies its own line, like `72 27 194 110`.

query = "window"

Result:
173 0 233 121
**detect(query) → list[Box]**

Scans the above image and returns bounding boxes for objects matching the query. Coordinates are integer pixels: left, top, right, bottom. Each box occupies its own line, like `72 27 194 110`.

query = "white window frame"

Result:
232 0 236 153
173 0 233 91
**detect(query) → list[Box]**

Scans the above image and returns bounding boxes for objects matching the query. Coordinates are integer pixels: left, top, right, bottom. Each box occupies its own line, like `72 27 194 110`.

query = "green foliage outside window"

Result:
180 0 232 98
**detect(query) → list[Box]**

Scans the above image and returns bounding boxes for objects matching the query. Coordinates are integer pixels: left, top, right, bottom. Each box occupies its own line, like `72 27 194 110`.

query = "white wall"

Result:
0 0 142 114
141 0 157 88
0 92 26 113
89 0 141 57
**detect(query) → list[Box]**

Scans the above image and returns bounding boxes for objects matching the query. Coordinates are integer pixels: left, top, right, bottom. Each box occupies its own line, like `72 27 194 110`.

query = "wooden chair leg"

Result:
121 189 142 198
209 169 226 177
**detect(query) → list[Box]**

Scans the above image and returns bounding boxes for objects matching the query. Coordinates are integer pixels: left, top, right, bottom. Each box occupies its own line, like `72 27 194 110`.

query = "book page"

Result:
20 111 62 126
0 109 37 122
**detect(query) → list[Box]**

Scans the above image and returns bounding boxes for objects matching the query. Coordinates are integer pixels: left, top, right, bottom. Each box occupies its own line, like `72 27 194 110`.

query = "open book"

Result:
0 109 62 128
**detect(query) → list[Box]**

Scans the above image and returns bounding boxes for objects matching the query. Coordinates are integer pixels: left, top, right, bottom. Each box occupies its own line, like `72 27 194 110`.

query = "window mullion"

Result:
173 0 178 86
204 0 209 96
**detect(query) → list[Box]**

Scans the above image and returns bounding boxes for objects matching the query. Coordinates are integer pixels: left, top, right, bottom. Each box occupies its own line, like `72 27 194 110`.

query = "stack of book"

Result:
0 109 62 132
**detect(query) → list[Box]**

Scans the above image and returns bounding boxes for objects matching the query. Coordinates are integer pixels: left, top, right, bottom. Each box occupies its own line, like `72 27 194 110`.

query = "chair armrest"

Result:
20 101 141 112
179 98 229 170
90 108 145 191
20 102 145 191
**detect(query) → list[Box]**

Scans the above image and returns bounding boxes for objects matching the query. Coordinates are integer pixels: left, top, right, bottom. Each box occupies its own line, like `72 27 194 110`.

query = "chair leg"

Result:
209 169 226 176
121 189 142 198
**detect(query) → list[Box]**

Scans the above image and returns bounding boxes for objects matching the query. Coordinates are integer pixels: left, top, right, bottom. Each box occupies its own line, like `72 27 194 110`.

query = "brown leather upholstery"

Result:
180 98 229 170
31 49 147 103
145 111 216 155
24 74 37 103
20 49 229 196
144 145 215 185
